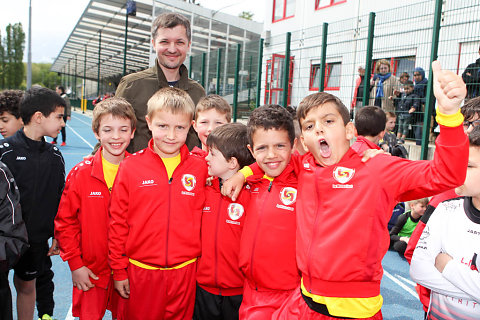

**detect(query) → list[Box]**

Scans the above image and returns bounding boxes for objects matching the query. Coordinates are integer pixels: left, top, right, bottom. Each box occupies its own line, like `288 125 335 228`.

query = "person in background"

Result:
351 66 366 119
462 44 480 100
369 59 401 113
52 86 71 147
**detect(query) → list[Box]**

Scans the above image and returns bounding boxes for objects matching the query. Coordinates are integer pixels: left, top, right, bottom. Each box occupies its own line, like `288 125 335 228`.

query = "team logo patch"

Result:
333 166 355 184
280 187 297 206
182 174 196 191
228 203 244 220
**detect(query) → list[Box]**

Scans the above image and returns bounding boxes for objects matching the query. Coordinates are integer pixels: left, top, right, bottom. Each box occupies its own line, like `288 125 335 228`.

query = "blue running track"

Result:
8 110 424 319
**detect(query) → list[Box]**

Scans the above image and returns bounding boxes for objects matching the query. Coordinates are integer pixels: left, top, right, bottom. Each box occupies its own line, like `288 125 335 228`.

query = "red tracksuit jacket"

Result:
196 178 250 296
108 141 207 280
55 148 125 288
239 162 300 291
296 125 468 299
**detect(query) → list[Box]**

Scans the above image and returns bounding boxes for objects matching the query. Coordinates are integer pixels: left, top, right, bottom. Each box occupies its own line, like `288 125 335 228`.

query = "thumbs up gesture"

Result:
432 60 467 115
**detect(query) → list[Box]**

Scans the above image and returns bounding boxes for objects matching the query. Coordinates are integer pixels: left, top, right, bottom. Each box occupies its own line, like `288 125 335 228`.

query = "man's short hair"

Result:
151 12 191 41
20 87 66 125
297 92 350 126
206 123 255 168
461 96 480 120
469 125 480 147
355 106 387 137
0 90 23 118
92 97 136 134
147 87 195 120
386 111 397 119
247 105 295 147
195 95 232 122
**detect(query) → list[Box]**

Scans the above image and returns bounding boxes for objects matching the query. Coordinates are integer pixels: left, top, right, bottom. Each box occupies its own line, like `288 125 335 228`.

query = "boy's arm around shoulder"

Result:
0 162 28 272
410 203 476 300
108 160 131 281
54 165 85 271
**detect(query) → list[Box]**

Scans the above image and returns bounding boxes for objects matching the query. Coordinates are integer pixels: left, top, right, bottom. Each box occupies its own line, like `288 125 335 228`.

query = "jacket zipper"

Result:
250 179 273 290
166 177 173 266
214 194 223 293
306 169 322 292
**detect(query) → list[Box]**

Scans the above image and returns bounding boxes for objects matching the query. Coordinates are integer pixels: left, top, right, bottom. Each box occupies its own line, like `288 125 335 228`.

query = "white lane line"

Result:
396 274 417 287
383 269 418 298
71 114 92 127
64 304 74 320
67 123 94 149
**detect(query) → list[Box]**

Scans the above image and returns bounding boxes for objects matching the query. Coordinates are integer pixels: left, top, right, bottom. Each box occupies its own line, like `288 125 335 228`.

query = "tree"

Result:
0 29 5 88
239 11 254 20
28 62 60 89
2 23 25 89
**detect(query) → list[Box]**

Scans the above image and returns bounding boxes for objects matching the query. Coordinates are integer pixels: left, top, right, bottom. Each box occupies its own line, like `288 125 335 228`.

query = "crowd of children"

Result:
0 54 476 320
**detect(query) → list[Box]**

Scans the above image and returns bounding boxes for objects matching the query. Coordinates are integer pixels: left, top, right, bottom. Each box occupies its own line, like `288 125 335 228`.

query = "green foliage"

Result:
239 11 254 20
29 62 60 89
0 23 25 89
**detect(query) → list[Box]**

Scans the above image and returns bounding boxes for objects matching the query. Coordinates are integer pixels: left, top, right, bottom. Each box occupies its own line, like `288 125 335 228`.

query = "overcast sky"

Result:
0 0 265 63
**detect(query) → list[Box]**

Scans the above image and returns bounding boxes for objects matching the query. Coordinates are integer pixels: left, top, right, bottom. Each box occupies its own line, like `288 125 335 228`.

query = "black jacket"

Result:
462 57 480 99
396 92 420 114
0 129 65 243
0 160 28 272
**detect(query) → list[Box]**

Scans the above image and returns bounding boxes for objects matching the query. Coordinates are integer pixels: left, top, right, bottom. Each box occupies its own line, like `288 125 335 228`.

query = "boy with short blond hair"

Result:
108 87 208 320
389 197 428 257
270 61 468 319
194 123 254 320
193 94 232 153
54 98 136 319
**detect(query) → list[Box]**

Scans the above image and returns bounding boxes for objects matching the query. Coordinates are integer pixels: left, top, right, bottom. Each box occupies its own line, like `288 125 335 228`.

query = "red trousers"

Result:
72 276 122 320
119 261 197 320
272 286 383 320
239 281 295 320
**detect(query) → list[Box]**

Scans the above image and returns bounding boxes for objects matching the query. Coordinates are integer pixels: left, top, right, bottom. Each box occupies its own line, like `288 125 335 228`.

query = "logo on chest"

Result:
279 187 297 206
16 156 26 161
88 191 103 198
332 166 355 188
140 179 156 187
226 203 244 225
182 174 196 191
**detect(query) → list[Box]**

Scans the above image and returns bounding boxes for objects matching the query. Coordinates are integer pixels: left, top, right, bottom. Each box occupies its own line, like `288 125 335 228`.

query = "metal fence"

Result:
189 0 480 159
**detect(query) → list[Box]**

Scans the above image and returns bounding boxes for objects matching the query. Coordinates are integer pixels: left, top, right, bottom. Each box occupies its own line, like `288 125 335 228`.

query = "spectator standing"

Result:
369 59 400 113
116 12 205 153
462 45 480 99
350 66 366 118
52 86 71 147
413 67 428 145
395 80 420 140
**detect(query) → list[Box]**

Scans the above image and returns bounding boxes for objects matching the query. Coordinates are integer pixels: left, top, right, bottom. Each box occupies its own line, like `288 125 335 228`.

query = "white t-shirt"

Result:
410 197 480 319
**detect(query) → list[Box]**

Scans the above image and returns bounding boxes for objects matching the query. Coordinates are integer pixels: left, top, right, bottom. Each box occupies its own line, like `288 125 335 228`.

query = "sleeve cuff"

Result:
435 124 466 146
67 256 84 271
436 109 464 127
239 166 254 181
113 269 128 281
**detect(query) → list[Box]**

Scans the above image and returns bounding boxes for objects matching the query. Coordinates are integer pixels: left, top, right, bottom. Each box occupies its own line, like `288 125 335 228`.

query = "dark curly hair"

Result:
0 90 23 118
247 104 295 147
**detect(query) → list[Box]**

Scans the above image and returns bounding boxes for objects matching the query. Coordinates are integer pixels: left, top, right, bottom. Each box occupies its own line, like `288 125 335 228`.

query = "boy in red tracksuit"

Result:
237 105 300 319
108 87 208 320
270 61 468 319
194 123 255 320
54 98 136 319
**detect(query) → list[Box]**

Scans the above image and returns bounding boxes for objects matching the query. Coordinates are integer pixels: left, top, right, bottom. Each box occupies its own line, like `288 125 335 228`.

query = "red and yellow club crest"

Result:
280 187 297 206
333 166 355 184
228 203 244 220
182 174 196 191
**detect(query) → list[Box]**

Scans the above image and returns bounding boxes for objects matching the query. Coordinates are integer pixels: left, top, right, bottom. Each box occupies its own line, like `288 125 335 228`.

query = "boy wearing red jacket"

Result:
271 61 468 319
194 123 254 320
238 105 300 319
54 98 136 319
108 87 208 320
